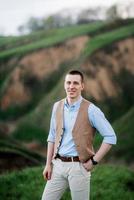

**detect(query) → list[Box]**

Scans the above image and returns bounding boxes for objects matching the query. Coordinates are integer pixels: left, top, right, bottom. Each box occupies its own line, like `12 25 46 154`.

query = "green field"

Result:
0 165 133 200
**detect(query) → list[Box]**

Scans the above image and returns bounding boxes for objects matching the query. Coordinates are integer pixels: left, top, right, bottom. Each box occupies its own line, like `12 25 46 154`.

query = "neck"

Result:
67 96 81 105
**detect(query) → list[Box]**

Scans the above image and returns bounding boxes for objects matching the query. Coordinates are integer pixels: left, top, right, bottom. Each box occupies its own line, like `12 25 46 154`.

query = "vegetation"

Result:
0 165 133 200
12 123 47 143
11 72 66 143
1 22 134 144
0 60 72 121
84 23 134 57
0 22 105 62
0 138 44 163
0 19 134 189
1 20 134 63
0 137 45 174
93 106 134 163
0 29 56 51
112 106 134 162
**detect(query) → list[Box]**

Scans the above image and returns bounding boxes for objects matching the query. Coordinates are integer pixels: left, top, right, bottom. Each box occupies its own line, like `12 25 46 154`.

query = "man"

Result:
41 70 117 200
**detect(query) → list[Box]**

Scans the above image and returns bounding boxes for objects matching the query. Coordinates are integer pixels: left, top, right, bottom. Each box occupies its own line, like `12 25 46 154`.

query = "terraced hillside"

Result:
0 19 134 173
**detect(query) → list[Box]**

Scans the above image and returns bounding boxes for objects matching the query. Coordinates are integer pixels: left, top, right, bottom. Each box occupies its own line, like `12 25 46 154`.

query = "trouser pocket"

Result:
79 162 91 178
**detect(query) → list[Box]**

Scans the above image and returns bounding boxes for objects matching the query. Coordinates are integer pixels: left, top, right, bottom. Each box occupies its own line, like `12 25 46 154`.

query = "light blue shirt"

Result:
47 96 117 157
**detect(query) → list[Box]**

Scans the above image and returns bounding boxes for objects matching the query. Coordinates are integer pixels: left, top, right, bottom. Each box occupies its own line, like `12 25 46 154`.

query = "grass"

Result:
0 29 56 51
0 22 105 62
11 60 81 140
0 165 133 200
90 165 134 200
11 70 66 143
93 106 134 163
1 20 134 167
1 22 134 121
12 123 47 143
112 106 134 162
10 63 77 142
1 18 134 52
0 60 70 121
83 23 134 58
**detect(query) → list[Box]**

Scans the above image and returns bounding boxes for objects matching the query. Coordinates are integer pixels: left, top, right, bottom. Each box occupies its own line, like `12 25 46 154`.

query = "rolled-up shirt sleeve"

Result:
88 103 117 145
47 102 58 143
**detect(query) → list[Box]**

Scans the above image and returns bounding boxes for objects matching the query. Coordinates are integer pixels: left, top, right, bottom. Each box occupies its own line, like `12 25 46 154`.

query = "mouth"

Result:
68 91 76 94
68 90 76 92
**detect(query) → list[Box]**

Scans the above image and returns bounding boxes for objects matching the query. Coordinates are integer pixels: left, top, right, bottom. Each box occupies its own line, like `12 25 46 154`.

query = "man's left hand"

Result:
82 159 94 171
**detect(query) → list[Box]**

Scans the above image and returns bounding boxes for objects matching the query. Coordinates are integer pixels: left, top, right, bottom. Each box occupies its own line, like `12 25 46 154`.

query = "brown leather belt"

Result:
55 154 80 162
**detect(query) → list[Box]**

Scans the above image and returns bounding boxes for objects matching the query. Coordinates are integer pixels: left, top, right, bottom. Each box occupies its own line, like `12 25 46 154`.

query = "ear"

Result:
81 83 84 90
64 81 66 90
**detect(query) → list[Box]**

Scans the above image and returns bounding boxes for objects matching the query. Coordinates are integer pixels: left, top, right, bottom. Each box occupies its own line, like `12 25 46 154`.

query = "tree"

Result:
26 17 42 32
106 5 121 21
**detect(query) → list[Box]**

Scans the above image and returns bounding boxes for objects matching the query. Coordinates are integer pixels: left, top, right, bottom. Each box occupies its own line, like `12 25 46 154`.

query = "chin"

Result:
69 95 76 99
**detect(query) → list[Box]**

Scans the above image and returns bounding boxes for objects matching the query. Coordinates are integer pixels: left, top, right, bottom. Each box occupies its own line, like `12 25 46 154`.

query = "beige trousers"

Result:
41 158 91 200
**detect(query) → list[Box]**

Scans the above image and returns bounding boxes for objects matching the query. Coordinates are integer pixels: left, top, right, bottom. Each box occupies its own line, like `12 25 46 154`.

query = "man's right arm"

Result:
42 102 58 180
43 142 54 180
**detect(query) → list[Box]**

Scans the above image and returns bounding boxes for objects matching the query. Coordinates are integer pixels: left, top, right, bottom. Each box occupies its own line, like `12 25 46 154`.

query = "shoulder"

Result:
82 98 100 112
88 103 105 116
53 99 65 112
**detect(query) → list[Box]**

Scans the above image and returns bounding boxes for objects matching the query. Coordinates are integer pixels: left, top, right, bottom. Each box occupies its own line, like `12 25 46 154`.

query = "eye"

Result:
66 81 71 85
74 82 79 85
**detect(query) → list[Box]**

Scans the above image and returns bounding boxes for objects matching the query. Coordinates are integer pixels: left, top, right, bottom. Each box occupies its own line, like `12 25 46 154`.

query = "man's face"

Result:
64 74 84 99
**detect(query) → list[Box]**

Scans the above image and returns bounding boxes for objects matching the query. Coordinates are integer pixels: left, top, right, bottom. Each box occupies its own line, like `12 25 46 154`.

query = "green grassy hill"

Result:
112 106 134 162
84 23 134 58
1 19 134 93
0 19 134 172
93 106 134 163
1 19 134 62
0 165 133 200
0 22 105 62
9 21 134 143
12 73 66 143
0 21 106 121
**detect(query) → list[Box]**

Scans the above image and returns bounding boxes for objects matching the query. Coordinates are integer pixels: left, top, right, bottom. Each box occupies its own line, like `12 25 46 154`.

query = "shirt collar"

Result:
64 96 83 109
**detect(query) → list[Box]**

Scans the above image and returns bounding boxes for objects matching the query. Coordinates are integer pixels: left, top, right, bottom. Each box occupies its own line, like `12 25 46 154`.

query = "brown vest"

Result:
54 98 96 163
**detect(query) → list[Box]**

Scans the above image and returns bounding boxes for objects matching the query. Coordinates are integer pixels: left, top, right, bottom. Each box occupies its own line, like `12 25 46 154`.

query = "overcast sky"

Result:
0 0 132 35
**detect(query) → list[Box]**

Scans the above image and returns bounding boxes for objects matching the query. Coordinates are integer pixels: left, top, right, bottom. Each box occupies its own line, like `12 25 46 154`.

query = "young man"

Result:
41 70 117 200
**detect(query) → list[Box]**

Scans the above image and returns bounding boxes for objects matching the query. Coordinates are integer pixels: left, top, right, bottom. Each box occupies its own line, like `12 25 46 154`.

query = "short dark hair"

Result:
66 70 84 83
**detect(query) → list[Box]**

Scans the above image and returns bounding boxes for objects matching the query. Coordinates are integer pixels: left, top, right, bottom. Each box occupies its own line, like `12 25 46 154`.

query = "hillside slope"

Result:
112 106 134 162
0 20 134 170
11 23 134 143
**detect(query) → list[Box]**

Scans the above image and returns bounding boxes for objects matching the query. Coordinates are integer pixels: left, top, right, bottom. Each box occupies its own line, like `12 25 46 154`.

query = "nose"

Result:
70 83 74 88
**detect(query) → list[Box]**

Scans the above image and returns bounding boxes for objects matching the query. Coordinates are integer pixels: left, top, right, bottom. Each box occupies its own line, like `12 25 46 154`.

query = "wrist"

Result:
46 161 52 166
90 155 98 165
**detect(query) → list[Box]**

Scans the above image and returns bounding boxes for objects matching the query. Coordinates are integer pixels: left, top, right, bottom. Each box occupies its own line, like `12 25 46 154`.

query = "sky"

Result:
0 0 132 35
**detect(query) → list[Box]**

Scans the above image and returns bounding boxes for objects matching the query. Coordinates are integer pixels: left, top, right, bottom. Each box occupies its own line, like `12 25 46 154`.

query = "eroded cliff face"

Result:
19 36 89 79
1 36 134 109
1 36 89 109
82 37 134 100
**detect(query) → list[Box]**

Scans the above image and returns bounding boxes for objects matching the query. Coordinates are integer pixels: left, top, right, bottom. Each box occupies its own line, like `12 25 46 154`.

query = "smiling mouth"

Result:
68 90 76 92
68 91 75 94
